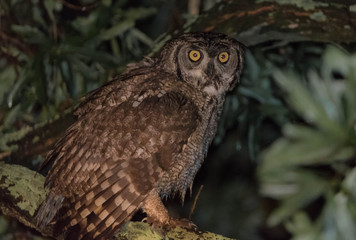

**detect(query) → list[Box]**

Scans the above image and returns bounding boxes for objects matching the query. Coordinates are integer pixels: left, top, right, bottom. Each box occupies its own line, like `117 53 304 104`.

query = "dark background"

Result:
1 1 356 239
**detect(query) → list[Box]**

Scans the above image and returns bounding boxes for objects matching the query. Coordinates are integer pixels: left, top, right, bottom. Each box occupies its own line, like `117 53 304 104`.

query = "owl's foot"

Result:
170 218 197 230
142 191 198 232
144 216 197 231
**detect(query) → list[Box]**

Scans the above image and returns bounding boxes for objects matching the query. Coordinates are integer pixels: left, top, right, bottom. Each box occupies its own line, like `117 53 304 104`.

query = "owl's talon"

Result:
146 216 197 232
170 218 198 231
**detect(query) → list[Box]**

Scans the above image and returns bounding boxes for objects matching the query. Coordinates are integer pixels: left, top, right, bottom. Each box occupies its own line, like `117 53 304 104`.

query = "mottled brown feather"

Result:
39 72 200 239
35 32 244 240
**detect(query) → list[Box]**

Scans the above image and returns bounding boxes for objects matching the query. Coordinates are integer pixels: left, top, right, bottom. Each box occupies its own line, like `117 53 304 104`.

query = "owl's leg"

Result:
142 190 197 230
142 190 170 227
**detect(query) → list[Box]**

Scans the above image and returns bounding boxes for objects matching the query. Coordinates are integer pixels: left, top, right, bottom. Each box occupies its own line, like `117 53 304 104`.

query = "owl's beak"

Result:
206 61 215 78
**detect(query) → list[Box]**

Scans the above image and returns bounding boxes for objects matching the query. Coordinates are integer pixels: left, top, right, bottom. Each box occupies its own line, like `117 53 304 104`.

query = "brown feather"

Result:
35 32 244 240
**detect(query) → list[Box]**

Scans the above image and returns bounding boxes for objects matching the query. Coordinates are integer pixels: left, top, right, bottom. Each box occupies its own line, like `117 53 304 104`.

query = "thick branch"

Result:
0 162 49 235
0 162 235 240
7 113 76 165
189 0 356 46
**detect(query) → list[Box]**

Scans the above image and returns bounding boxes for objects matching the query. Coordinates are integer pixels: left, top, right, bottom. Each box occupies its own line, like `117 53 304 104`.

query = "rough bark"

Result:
189 0 356 46
0 162 234 240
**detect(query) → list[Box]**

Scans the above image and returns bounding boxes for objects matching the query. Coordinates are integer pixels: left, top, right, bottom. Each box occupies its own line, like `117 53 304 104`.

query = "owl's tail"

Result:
34 191 64 231
62 193 145 240
52 171 147 240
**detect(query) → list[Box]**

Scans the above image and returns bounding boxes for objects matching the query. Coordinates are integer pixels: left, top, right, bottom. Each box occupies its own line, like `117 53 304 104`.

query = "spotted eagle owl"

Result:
35 32 244 239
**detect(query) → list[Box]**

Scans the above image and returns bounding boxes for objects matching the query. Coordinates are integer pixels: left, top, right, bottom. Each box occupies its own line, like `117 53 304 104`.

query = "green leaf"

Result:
71 12 99 35
322 46 350 80
260 124 354 175
323 193 356 240
285 212 321 240
0 66 16 104
116 7 157 21
308 71 343 123
129 28 154 47
11 25 48 45
345 56 356 128
342 167 356 200
97 20 134 41
32 3 47 28
6 69 26 108
58 45 120 67
2 104 21 128
261 46 356 240
273 70 347 141
267 171 328 226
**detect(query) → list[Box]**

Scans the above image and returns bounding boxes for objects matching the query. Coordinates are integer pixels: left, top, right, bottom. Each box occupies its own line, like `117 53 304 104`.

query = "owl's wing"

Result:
38 69 162 172
74 62 155 118
38 80 200 239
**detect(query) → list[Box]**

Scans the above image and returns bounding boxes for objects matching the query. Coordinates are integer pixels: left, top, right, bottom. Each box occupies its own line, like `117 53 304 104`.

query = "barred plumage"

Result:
35 32 244 240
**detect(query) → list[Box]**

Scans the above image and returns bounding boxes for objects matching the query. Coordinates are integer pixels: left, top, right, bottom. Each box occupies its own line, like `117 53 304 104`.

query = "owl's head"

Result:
158 32 244 96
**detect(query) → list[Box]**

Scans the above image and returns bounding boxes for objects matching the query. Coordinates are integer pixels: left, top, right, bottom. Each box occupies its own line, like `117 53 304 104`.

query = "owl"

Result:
35 32 244 240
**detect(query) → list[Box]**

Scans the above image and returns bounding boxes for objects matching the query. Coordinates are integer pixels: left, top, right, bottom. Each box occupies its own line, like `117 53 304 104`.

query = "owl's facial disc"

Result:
177 44 240 96
157 32 244 96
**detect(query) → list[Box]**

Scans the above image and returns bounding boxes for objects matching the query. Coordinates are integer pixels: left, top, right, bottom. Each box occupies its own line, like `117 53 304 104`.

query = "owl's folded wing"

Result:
36 86 201 239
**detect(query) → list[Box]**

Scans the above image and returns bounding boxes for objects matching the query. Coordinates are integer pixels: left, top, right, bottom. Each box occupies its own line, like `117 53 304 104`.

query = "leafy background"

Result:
1 0 356 239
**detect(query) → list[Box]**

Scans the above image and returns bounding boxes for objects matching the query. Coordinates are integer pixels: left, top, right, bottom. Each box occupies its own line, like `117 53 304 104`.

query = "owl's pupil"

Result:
221 55 226 59
193 53 198 57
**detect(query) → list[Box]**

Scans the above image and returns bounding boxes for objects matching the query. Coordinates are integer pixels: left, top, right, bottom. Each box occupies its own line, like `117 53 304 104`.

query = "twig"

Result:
189 185 203 220
0 31 33 56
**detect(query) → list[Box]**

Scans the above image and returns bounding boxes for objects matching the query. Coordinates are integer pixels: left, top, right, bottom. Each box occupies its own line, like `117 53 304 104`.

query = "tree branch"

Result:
189 0 356 46
0 162 235 240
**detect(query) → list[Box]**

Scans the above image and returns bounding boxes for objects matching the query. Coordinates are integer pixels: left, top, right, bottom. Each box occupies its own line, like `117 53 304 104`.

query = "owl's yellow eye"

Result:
189 50 201 62
218 52 229 63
